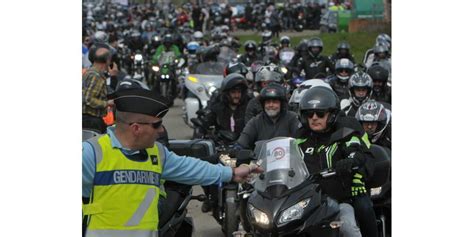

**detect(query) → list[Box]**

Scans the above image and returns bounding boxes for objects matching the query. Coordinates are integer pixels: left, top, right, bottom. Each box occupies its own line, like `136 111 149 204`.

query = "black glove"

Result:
334 159 355 179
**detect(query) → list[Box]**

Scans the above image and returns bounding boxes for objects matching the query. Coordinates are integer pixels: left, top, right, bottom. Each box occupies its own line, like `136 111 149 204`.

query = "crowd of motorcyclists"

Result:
82 1 391 237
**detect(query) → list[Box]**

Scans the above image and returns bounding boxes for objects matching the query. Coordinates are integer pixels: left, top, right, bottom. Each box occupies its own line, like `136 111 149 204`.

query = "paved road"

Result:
162 98 227 237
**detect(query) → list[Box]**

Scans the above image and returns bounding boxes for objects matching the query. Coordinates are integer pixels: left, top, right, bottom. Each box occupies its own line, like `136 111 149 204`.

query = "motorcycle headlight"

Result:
248 204 269 226
165 74 170 79
134 54 143 61
152 66 160 72
371 187 382 196
277 198 310 225
161 75 165 79
280 67 288 74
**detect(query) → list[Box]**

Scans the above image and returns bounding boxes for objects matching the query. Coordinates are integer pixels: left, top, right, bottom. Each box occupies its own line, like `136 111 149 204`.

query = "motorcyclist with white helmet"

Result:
363 33 391 68
192 31 207 46
355 100 391 149
278 35 291 50
326 58 355 100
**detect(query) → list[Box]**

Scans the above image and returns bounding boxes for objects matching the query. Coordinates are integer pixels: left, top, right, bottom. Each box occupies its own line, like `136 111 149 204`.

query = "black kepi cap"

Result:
110 88 170 118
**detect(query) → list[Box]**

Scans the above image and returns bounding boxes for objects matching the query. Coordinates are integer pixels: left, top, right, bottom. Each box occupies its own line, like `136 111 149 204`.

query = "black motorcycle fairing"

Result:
247 182 339 236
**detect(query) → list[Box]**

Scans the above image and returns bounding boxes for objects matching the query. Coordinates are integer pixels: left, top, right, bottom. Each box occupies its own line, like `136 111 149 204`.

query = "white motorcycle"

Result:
182 61 226 131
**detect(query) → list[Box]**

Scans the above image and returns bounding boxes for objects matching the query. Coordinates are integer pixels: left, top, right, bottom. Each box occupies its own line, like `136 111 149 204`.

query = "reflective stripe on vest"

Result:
83 135 164 236
85 229 158 237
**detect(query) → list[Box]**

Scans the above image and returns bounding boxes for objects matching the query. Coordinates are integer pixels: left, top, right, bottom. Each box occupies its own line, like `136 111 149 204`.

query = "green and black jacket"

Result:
296 116 373 202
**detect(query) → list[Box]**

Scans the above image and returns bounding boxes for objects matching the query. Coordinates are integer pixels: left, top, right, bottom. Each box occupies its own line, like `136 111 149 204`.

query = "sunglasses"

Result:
129 120 163 129
302 110 328 118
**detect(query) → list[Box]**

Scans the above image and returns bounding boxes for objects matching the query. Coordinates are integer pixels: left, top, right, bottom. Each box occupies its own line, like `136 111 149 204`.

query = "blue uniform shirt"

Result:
82 127 232 197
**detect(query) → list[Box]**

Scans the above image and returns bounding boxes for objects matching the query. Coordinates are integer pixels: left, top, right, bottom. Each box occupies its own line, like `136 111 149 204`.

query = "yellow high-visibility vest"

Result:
83 135 164 237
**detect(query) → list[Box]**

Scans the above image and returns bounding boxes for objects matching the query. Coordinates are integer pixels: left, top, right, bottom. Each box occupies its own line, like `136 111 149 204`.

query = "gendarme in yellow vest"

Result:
83 134 164 237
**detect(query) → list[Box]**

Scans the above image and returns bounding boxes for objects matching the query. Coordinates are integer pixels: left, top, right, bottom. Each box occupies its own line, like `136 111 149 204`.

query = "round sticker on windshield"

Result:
272 147 285 160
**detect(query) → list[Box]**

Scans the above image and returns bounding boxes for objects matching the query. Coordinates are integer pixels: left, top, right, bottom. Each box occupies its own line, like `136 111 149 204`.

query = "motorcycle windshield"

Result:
217 46 237 64
158 51 176 66
279 49 295 64
194 62 226 75
253 137 310 193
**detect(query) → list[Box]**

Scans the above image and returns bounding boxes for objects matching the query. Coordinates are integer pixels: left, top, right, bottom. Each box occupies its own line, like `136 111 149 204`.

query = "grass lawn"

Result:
233 32 381 64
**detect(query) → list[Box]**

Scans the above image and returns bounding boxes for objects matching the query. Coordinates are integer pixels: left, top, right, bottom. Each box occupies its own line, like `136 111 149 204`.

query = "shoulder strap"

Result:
85 135 104 165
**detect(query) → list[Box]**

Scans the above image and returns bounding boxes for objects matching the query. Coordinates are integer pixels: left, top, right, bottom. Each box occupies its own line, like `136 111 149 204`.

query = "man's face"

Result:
305 110 330 132
339 49 349 56
134 118 164 148
264 99 281 117
373 80 384 92
337 69 350 78
228 88 242 105
375 52 386 60
310 47 321 55
362 122 378 135
354 88 368 98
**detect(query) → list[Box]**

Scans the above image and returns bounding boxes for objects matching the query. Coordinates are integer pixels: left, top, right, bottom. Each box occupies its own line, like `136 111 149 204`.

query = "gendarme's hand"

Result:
232 164 263 183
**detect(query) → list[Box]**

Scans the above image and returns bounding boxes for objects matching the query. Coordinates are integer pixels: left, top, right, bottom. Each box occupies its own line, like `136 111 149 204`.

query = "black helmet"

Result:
367 65 389 94
296 39 308 53
280 35 291 46
259 83 287 105
307 37 324 57
244 40 257 52
163 34 173 46
298 86 340 130
349 72 373 106
355 100 391 142
221 73 248 92
337 41 351 56
367 64 389 83
335 59 354 82
224 62 249 77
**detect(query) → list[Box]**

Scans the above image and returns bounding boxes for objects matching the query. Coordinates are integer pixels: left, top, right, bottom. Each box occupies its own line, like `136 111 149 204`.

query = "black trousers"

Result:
82 114 106 134
352 194 379 237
